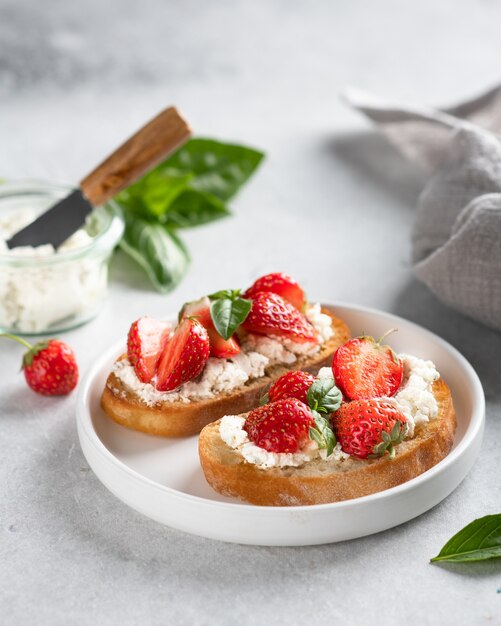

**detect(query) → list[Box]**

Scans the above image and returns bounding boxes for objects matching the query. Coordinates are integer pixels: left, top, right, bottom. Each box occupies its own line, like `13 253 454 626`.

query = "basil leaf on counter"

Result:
116 171 193 219
162 138 265 201
113 137 264 293
120 215 190 294
431 515 501 563
307 378 342 414
210 295 252 340
162 190 230 228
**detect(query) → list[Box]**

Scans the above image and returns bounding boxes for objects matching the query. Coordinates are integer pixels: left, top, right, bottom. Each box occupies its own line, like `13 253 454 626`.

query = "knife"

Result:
6 107 192 249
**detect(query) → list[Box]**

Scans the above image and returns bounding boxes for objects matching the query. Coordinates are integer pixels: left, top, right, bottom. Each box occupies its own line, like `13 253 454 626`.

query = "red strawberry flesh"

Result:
242 292 317 344
268 370 316 404
332 335 403 400
244 398 315 453
244 272 306 310
181 302 240 358
127 317 171 383
154 318 210 392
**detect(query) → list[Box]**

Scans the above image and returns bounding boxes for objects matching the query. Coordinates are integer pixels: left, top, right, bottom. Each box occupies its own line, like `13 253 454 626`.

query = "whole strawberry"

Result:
244 272 306 310
268 370 315 404
1 333 78 396
333 398 407 459
244 398 315 453
242 292 316 343
154 318 210 392
332 331 403 400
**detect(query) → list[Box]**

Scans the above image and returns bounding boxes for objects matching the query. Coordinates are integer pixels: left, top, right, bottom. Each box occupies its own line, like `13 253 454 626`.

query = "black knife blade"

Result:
6 106 191 250
6 189 94 250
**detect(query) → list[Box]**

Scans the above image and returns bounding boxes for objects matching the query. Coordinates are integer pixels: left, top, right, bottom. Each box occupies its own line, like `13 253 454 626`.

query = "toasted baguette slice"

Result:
199 378 456 506
101 309 350 437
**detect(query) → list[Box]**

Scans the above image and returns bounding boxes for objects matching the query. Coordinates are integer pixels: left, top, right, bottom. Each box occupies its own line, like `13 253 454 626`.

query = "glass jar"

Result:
0 180 124 334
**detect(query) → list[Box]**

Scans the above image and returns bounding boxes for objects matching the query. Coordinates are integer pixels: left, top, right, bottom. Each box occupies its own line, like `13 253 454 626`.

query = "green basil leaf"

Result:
116 170 193 219
210 297 252 340
431 515 501 563
113 137 264 294
163 138 265 201
162 189 231 228
309 427 325 448
119 214 190 294
208 289 242 300
307 378 342 414
312 412 336 457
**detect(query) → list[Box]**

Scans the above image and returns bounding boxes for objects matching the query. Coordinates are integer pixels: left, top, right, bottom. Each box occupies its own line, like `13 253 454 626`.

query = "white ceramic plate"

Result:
76 303 485 546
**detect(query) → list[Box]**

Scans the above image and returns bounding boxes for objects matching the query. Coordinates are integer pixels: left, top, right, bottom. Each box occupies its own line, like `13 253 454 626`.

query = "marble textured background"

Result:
1 0 500 624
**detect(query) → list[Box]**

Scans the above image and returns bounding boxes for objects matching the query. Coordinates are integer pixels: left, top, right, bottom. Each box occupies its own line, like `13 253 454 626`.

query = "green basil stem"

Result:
0 332 33 350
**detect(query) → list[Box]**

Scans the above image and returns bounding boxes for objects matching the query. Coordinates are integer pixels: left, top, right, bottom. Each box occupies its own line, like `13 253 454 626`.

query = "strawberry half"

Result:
180 298 240 359
154 318 210 392
333 398 407 459
244 398 315 453
242 292 317 343
127 317 171 383
268 370 316 404
332 332 403 400
243 272 306 310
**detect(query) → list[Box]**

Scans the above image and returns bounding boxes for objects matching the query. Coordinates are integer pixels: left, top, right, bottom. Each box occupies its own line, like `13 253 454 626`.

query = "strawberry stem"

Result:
0 332 33 351
377 328 398 345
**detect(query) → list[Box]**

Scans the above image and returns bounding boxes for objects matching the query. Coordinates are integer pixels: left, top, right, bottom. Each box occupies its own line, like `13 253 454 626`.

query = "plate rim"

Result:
76 300 485 515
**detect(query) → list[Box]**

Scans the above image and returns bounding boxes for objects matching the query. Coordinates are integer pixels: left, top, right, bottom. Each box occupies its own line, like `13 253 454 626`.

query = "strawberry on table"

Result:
1 333 78 396
243 272 306 310
268 370 316 404
127 317 171 383
333 398 407 459
332 331 403 400
244 398 315 454
242 292 317 343
154 318 210 392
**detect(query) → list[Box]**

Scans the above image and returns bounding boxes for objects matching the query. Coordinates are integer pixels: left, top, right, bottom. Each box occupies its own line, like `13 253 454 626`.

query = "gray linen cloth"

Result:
345 85 501 331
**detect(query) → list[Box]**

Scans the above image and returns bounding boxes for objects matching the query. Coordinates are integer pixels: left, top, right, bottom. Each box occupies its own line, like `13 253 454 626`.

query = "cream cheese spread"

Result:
218 353 440 468
113 351 269 405
219 414 350 469
388 353 440 437
111 303 332 405
316 355 439 438
0 209 104 333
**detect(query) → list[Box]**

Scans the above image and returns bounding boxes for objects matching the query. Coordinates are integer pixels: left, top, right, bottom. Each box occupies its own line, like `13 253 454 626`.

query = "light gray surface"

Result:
1 1 500 624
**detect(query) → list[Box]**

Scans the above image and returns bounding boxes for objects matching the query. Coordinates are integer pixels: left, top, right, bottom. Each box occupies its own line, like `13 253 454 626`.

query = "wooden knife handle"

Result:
80 107 192 206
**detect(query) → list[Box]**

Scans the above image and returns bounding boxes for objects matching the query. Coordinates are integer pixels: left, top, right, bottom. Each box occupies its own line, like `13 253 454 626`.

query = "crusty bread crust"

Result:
101 309 350 437
198 378 456 506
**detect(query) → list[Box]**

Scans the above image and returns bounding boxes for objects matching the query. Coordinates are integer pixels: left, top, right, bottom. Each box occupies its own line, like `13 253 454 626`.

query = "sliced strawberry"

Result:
244 398 314 453
180 298 240 359
332 332 403 400
154 318 210 392
333 398 407 459
127 317 171 383
198 307 241 358
243 272 306 310
241 292 317 343
268 370 316 404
